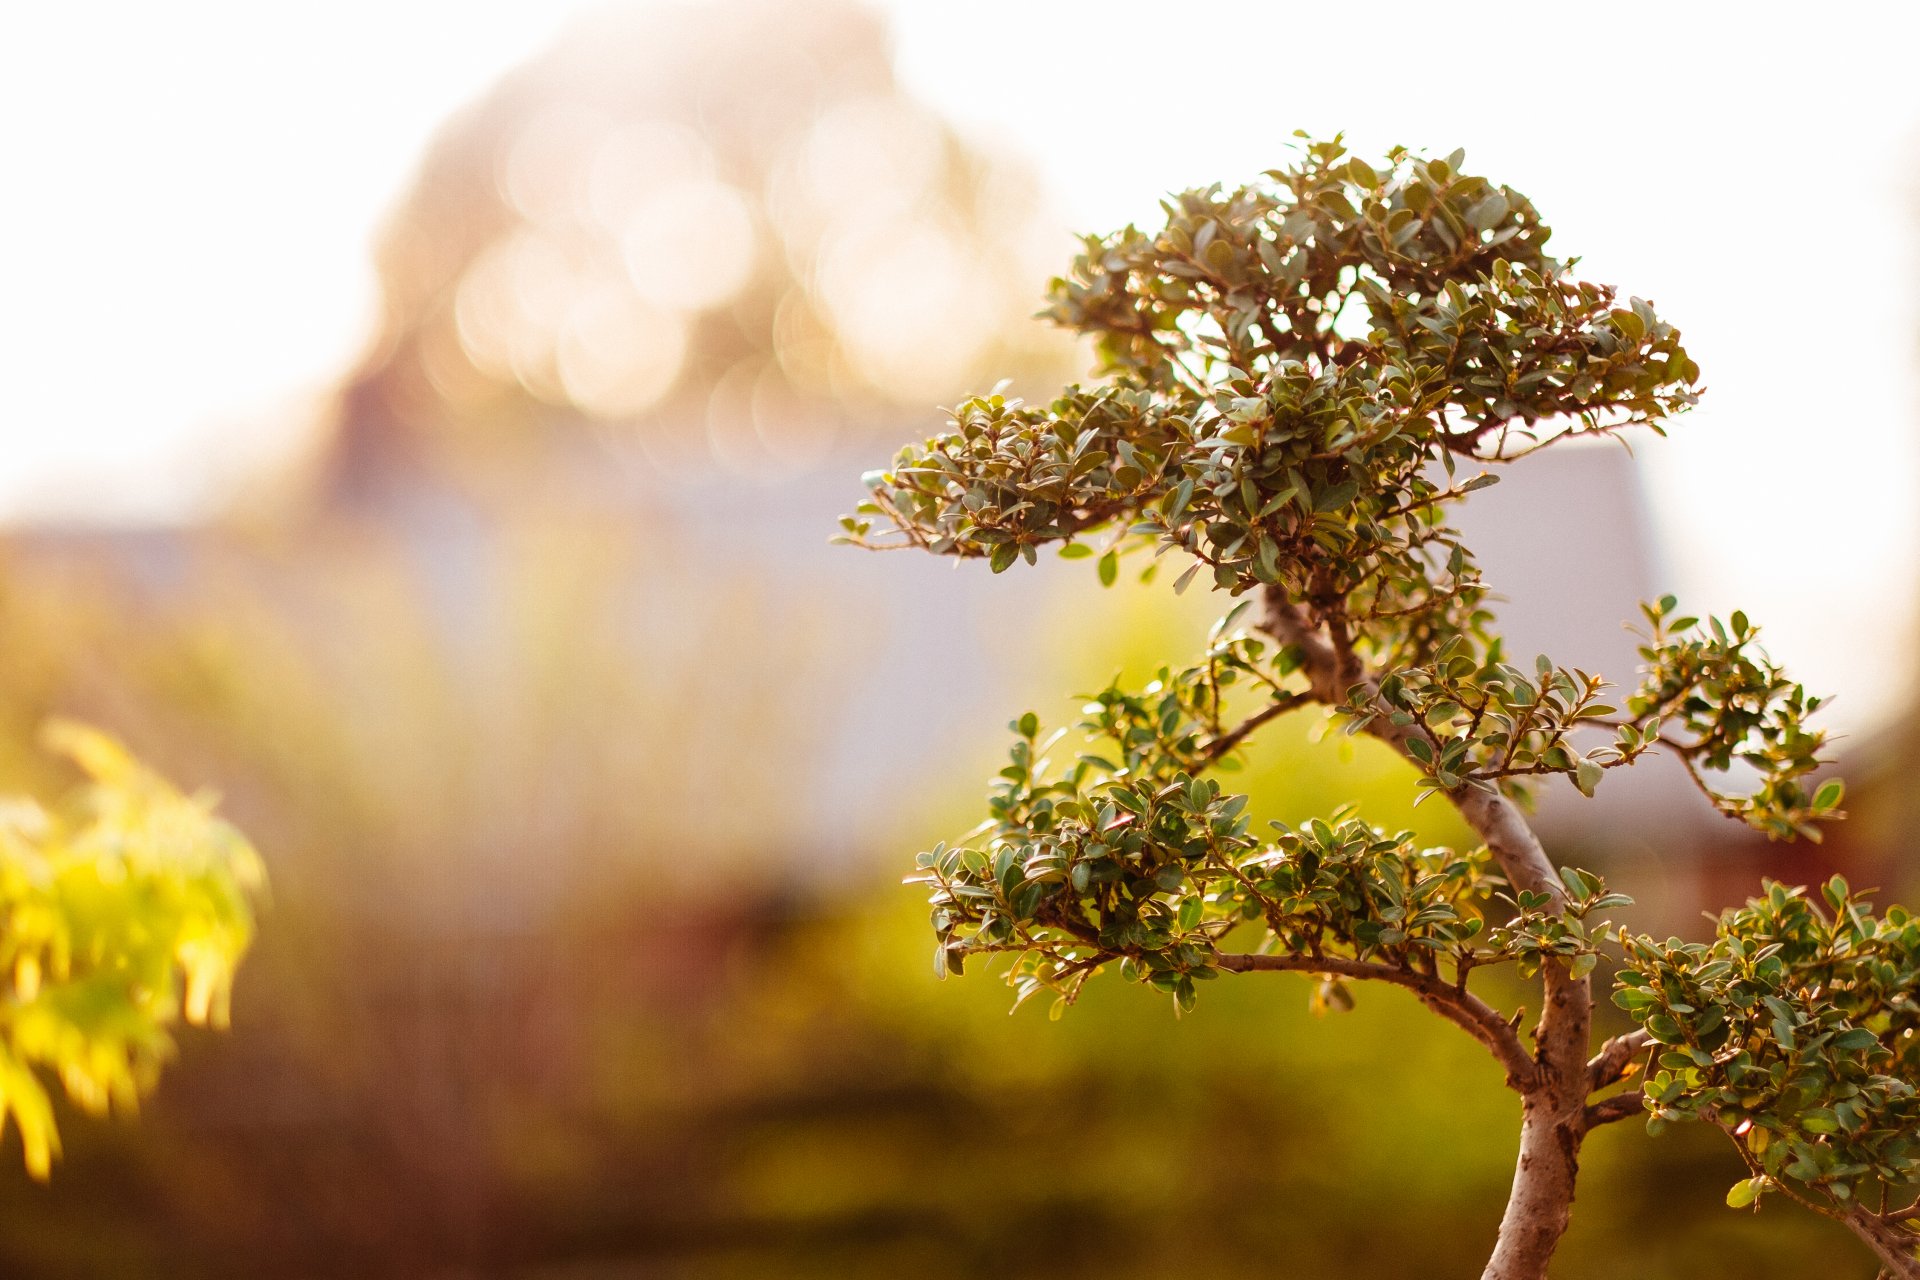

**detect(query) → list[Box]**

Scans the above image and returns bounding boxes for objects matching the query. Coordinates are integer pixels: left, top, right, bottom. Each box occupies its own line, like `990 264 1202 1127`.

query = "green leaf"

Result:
1466 191 1510 232
1725 1177 1763 1209
1097 550 1119 587
1256 486 1298 517
1256 534 1281 582
1313 479 1359 513
1177 895 1203 931
1610 308 1646 343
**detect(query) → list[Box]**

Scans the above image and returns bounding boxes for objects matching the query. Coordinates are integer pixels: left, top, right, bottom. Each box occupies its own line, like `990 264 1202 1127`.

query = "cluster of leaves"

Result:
1041 147 1549 380
0 722 265 1179
909 629 1631 1016
1234 822 1627 985
1496 866 1633 981
839 386 1179 574
1627 596 1838 839
913 713 1260 1014
1333 602 1839 840
838 137 1699 658
1069 607 1307 784
843 366 1495 650
1042 141 1696 445
1349 637 1649 800
1618 880 1920 1222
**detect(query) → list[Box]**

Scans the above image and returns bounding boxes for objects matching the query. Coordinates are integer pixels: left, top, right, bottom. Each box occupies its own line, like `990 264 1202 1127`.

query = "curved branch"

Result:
1213 951 1538 1091
1254 586 1570 909
1195 691 1314 766
1255 584 1592 1280
1582 1087 1646 1128
1846 1210 1920 1279
1721 1123 1920 1278
1588 1029 1651 1092
1259 594 1344 687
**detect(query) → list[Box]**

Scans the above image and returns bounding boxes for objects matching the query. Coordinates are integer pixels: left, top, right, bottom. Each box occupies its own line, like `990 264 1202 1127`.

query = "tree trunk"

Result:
1448 758 1595 1279
1256 587 1596 1278
1482 1093 1584 1279
1481 959 1592 1280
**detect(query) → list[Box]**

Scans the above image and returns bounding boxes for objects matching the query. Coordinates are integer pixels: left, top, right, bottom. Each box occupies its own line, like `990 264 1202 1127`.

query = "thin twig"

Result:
1195 692 1314 766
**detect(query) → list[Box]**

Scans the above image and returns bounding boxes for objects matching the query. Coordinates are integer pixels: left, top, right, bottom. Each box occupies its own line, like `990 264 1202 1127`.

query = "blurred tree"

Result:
314 0 1071 508
0 722 261 1180
846 137 1920 1277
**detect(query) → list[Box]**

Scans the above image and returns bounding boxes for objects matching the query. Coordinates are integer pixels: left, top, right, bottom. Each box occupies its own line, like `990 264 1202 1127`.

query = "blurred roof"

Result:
1451 443 1715 848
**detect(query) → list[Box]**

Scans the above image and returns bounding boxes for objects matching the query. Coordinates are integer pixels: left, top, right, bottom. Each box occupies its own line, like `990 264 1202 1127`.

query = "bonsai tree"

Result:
837 137 1918 1278
0 721 264 1180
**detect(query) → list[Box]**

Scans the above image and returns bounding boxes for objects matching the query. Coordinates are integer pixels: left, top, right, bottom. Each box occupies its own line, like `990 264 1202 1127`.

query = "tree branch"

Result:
1194 692 1314 766
1722 1122 1920 1278
1255 585 1565 904
1587 1029 1652 1092
1213 951 1538 1091
1258 592 1344 693
1843 1209 1920 1280
1582 1087 1646 1128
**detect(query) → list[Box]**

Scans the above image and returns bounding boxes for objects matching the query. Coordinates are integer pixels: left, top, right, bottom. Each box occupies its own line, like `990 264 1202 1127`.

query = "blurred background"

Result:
0 1 1915 1275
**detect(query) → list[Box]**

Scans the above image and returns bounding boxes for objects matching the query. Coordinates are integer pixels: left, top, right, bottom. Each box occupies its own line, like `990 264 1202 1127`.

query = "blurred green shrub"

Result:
0 721 262 1179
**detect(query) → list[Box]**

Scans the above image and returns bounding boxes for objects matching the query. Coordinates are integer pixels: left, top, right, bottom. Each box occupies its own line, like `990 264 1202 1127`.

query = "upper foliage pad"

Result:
840 136 1700 662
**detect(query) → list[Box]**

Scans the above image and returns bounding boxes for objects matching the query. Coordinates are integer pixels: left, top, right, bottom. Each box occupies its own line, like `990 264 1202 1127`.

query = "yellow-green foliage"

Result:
0 721 263 1179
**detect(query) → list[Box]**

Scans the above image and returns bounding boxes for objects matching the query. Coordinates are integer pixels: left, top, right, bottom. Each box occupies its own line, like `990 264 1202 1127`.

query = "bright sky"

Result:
0 1 580 519
2 0 1917 725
